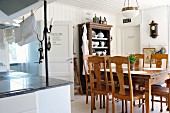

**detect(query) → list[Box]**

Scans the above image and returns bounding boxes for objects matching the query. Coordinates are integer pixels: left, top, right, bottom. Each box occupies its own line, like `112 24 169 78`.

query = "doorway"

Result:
121 26 140 55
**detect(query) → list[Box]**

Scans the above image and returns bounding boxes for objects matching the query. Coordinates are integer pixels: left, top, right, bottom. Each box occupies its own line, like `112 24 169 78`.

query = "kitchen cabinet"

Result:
78 22 112 93
0 93 37 113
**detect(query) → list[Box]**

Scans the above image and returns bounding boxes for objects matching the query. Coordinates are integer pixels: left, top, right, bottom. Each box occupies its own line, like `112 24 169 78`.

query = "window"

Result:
8 42 28 63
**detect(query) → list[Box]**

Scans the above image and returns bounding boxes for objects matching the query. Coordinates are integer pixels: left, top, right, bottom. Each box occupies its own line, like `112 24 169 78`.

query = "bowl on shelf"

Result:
92 30 96 36
94 42 99 47
102 50 107 55
100 41 105 47
96 51 102 56
93 35 98 38
97 31 104 38
92 52 96 55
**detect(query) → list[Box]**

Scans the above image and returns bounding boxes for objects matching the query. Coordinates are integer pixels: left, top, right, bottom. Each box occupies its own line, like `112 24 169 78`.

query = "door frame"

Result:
118 25 141 55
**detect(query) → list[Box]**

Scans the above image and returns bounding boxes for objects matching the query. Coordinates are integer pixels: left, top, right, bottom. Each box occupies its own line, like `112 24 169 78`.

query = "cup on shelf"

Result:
92 52 96 55
100 41 105 47
96 51 102 56
102 50 107 55
94 42 99 47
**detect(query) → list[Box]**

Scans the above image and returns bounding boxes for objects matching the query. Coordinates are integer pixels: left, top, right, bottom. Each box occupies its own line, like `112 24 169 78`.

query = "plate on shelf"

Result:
92 38 108 40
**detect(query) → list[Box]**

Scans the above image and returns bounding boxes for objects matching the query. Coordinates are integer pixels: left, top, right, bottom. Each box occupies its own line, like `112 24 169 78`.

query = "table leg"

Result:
145 79 151 113
168 88 170 113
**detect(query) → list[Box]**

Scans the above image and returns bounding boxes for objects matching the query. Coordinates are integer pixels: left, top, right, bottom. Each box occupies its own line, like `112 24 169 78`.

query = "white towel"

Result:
14 21 23 43
14 14 38 46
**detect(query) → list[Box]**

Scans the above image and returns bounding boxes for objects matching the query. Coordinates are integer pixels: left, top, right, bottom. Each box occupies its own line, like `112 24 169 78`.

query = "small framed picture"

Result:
143 48 155 64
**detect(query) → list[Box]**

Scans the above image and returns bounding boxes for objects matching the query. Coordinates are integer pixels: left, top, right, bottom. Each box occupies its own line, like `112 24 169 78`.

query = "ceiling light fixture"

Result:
122 0 139 18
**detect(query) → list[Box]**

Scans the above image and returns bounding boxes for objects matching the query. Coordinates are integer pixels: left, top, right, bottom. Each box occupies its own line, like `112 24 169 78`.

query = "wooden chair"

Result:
83 55 93 104
165 79 170 111
150 54 168 68
134 54 144 68
108 56 145 113
150 54 169 112
88 56 110 113
74 57 83 95
134 54 144 106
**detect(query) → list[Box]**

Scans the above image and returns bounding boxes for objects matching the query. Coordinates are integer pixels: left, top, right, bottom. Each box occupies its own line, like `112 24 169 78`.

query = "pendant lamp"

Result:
122 0 139 18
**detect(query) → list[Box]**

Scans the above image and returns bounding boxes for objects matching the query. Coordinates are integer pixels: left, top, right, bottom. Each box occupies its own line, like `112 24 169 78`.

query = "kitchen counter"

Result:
0 71 72 113
0 71 72 98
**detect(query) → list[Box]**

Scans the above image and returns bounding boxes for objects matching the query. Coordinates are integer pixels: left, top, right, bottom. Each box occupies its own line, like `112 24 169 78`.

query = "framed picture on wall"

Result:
143 48 156 64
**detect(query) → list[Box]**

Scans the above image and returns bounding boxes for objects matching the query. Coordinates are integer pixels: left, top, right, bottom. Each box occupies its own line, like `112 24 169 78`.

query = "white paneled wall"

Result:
141 6 168 52
46 2 116 59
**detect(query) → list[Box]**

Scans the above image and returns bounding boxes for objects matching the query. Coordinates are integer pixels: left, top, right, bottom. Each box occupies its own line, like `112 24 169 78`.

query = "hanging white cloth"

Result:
14 14 38 46
81 24 89 55
81 24 89 75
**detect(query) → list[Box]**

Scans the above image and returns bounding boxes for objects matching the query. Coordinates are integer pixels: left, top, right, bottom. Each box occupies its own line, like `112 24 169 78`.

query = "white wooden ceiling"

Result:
56 0 170 13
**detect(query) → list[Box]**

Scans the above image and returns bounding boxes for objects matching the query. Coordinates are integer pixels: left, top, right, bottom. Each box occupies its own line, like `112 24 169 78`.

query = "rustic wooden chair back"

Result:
108 56 145 113
150 54 168 68
150 54 169 112
88 56 110 113
109 56 133 99
74 57 83 95
134 54 144 68
83 55 93 104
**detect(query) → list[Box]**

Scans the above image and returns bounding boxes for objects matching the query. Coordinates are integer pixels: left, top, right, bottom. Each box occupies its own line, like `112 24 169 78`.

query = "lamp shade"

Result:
122 7 139 18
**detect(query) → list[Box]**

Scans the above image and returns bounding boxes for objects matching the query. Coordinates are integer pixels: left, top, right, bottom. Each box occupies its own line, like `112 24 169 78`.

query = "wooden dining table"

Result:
102 67 170 113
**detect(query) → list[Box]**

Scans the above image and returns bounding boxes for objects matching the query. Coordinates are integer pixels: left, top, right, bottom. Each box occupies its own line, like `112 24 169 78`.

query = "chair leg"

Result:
103 95 105 108
133 101 135 106
151 95 154 111
167 96 169 111
94 95 96 110
86 90 88 104
91 93 94 113
130 101 134 113
100 94 102 109
122 100 124 113
125 100 127 113
160 96 163 112
142 99 144 113
139 99 141 107
106 94 109 113
112 97 115 113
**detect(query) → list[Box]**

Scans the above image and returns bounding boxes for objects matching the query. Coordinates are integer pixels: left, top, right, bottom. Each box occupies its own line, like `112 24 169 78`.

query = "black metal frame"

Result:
43 0 49 85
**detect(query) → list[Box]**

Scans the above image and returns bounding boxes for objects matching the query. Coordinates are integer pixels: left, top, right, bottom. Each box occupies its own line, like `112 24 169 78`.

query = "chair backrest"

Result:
88 56 108 91
134 54 144 68
108 56 133 97
150 54 168 68
83 55 94 84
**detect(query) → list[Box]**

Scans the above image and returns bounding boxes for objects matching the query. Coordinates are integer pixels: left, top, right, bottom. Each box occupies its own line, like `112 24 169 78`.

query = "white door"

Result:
41 21 74 100
122 26 140 55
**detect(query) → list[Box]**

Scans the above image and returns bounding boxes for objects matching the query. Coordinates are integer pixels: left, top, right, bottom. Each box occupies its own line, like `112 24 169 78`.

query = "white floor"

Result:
71 95 169 113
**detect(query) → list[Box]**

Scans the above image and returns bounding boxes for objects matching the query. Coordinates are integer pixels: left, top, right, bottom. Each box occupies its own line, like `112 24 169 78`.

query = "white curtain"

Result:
81 24 89 75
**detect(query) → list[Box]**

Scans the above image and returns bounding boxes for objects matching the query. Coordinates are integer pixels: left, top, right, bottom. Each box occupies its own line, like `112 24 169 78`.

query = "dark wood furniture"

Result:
150 54 168 68
74 57 83 95
135 54 144 68
150 54 169 112
102 66 170 113
108 56 145 113
78 22 112 93
88 56 110 113
83 55 93 104
165 79 170 112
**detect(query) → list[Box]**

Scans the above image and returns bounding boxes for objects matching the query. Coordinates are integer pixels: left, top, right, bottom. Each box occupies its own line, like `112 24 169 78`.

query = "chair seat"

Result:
151 85 169 96
152 83 167 87
114 88 145 100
